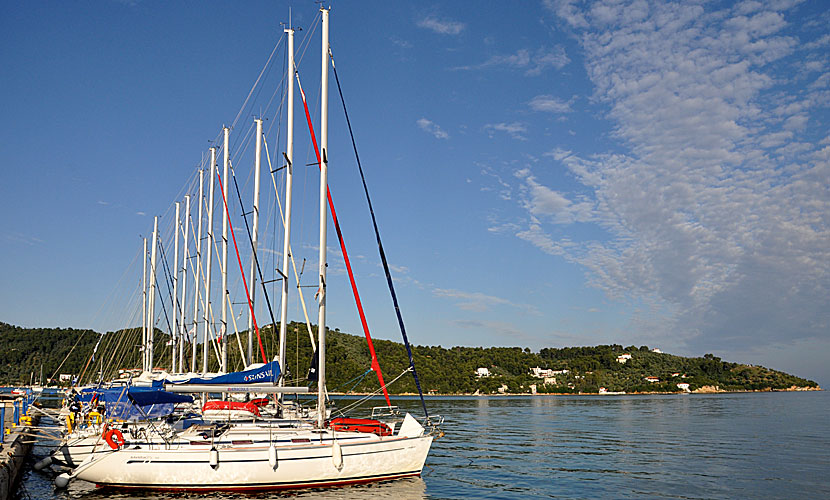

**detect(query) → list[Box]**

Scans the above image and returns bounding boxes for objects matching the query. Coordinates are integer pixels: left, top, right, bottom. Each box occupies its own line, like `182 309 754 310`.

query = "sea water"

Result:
17 391 830 499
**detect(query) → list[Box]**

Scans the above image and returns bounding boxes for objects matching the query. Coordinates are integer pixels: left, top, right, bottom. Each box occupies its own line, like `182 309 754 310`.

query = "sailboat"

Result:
57 7 438 491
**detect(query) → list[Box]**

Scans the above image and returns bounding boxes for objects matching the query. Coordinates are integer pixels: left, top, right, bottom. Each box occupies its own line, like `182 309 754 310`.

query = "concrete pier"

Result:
1 399 39 500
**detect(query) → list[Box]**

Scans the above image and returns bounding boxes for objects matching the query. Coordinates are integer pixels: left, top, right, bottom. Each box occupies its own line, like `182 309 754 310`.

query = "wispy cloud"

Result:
515 168 592 224
492 0 830 354
433 288 539 315
484 122 527 140
418 16 465 35
454 46 569 75
479 164 513 201
452 319 543 345
542 0 589 29
5 232 44 246
417 118 449 139
389 37 412 49
529 95 574 113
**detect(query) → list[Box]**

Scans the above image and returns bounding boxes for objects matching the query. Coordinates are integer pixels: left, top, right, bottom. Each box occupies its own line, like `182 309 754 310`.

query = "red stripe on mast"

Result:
216 169 268 365
296 73 391 406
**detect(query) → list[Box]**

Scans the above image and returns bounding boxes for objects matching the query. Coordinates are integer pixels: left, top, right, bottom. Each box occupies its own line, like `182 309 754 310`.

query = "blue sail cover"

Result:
78 386 193 421
175 360 281 385
127 387 193 406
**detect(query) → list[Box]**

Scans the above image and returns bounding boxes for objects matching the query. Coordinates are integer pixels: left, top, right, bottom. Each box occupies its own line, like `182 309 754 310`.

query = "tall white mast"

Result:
278 26 295 392
317 6 330 429
203 148 216 375
172 202 181 372
248 118 263 366
221 127 230 373
147 215 159 371
192 169 204 373
142 237 148 372
179 194 190 373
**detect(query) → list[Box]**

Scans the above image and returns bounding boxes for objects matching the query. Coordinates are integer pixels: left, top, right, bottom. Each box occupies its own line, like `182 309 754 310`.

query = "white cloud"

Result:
452 319 543 344
5 232 44 246
543 0 589 29
527 46 571 75
484 122 527 140
416 118 449 139
529 95 574 113
455 46 569 75
503 0 830 354
516 223 566 256
434 288 539 315
417 16 465 35
389 37 412 49
515 168 592 224
479 164 513 200
803 33 830 50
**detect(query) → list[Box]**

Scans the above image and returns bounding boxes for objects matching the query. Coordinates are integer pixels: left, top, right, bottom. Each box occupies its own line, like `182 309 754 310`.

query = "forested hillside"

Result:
0 321 818 393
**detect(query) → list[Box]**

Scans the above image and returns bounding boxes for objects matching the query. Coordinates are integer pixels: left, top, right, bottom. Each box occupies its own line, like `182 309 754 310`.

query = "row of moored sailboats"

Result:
39 8 440 492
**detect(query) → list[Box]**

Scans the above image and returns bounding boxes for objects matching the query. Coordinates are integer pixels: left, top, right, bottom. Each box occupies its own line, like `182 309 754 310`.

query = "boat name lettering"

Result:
243 369 272 382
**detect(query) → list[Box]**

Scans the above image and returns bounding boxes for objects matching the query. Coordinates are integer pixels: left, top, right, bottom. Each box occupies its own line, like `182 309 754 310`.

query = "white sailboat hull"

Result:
52 425 111 467
53 434 103 467
72 431 433 491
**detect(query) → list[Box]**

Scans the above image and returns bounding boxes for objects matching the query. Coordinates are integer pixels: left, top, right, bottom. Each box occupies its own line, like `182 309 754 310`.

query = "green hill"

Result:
0 321 818 394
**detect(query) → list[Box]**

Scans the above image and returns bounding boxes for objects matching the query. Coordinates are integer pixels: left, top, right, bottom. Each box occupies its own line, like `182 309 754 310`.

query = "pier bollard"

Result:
1 406 5 443
22 399 28 417
13 401 20 426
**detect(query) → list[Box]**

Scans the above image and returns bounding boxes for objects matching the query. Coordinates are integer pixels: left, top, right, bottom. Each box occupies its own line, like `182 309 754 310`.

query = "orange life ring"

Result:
103 428 125 450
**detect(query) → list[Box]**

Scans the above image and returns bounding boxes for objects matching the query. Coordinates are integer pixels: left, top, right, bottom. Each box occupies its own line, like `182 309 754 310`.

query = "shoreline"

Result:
330 386 822 397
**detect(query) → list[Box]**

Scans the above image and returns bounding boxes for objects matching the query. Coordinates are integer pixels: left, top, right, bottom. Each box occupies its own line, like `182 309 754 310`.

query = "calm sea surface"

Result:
17 391 830 499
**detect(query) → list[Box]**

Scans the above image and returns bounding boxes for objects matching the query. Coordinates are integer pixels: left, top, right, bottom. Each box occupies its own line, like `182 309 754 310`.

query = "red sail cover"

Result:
202 400 261 417
328 418 392 436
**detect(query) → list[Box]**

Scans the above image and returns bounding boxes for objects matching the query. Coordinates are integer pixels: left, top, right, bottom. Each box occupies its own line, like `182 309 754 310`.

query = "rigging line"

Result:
223 286 248 367
295 68 391 407
330 368 373 394
78 242 143 381
86 235 140 335
99 320 137 383
151 238 176 365
230 36 285 133
77 330 105 385
187 236 224 366
295 13 321 69
262 51 288 140
261 134 317 352
229 120 257 180
259 28 288 140
228 161 280 348
203 298 223 370
154 165 202 232
93 286 137 382
335 367 414 417
155 237 178 337
216 164 268 364
230 60 274 155
329 52 429 418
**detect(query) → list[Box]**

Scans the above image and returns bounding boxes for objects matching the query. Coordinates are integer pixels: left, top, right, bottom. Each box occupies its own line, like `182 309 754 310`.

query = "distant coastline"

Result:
332 385 823 397
0 322 820 395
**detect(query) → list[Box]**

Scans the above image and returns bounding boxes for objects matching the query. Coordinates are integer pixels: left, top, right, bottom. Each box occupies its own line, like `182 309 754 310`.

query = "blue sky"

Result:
2 1 829 385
